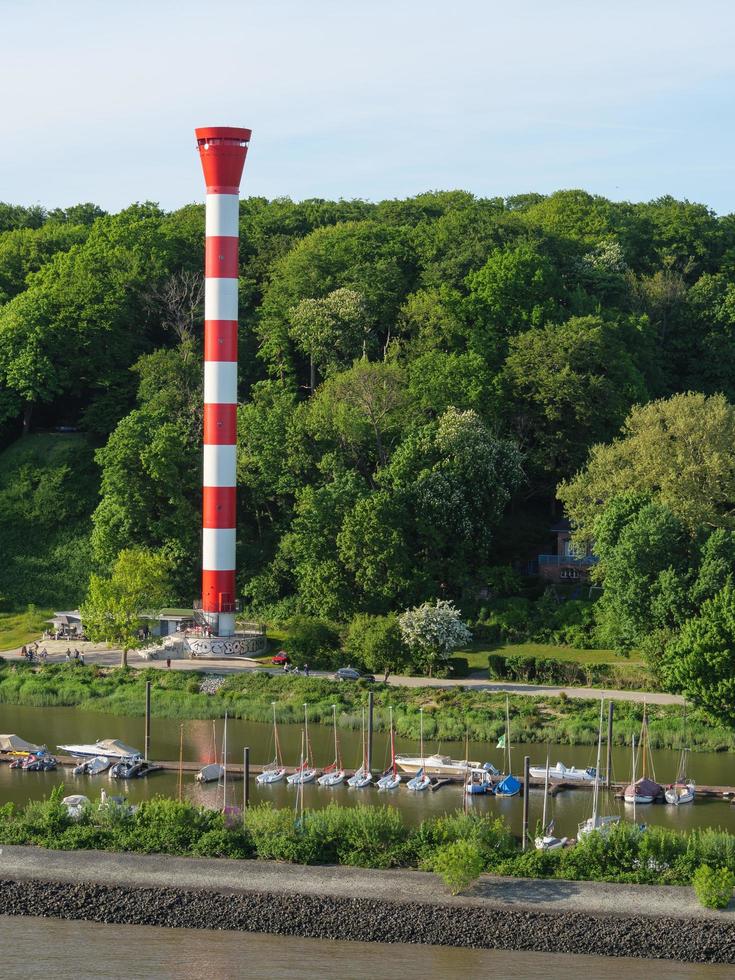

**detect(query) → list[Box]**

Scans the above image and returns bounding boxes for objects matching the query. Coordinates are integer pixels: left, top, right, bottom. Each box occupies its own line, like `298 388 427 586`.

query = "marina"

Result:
1 702 734 839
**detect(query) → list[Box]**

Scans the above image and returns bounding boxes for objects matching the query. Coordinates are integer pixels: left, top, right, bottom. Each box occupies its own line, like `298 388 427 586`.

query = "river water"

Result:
1 703 734 839
0 915 730 979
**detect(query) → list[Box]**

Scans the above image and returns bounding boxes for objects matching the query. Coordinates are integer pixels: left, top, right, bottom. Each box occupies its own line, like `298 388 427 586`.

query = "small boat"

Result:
257 703 287 785
407 766 431 791
624 709 662 805
58 738 141 760
395 753 479 776
196 763 225 784
348 765 373 788
23 752 57 771
74 755 110 776
665 781 696 805
110 757 157 779
534 753 568 850
62 794 90 819
529 762 597 783
287 704 318 784
665 745 695 805
465 767 495 795
0 734 43 755
578 700 620 839
494 699 520 797
318 705 346 787
377 708 401 790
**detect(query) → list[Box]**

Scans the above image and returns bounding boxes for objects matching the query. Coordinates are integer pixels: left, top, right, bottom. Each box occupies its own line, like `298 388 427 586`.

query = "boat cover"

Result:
625 777 661 798
0 734 41 753
95 738 141 757
495 774 522 795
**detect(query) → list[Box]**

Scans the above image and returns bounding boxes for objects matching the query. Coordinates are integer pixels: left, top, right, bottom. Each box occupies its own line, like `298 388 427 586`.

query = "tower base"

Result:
186 631 267 659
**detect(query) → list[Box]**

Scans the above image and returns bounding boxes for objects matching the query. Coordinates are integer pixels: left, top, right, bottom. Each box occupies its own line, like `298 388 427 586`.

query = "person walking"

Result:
20 645 27 660
65 649 71 662
79 652 84 666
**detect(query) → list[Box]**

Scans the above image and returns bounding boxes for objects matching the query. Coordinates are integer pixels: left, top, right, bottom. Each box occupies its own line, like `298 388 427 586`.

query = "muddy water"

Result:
1 703 734 839
0 915 730 979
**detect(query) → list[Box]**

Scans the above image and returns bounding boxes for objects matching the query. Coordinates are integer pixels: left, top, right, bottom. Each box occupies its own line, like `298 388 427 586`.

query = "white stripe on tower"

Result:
196 127 251 637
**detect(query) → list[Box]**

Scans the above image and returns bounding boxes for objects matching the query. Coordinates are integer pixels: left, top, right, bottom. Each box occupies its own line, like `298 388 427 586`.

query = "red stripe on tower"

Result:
196 125 251 637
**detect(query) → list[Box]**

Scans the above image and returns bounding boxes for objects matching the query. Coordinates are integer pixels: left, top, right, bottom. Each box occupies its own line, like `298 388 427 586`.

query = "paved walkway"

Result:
0 844 728 920
2 639 685 705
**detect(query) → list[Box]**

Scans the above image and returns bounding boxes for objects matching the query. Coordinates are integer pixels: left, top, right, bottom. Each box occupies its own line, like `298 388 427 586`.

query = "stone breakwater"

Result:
1 877 734 964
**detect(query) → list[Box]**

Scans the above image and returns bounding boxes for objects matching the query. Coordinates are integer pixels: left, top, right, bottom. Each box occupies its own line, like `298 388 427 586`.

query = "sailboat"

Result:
535 750 568 850
665 747 695 805
624 707 661 804
495 697 521 797
319 704 346 786
407 708 431 791
257 703 287 785
578 700 620 838
348 706 373 788
377 707 401 790
287 704 318 784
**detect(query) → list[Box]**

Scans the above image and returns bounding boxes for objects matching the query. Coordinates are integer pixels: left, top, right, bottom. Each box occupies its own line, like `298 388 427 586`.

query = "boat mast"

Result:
541 748 550 831
272 701 282 767
505 696 512 775
631 732 637 823
332 703 339 769
390 706 396 778
419 707 425 768
222 710 228 814
592 699 604 826
303 703 311 768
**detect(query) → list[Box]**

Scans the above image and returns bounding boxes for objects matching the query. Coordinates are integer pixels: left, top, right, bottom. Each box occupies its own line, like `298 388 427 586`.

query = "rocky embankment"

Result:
0 847 733 963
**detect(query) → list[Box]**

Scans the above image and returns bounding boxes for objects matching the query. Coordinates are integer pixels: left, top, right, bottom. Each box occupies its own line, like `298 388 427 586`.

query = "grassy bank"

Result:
0 660 732 751
0 609 54 652
2 791 735 893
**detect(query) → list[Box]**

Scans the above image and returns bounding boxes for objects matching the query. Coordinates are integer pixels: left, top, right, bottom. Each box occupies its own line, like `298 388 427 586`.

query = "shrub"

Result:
285 616 341 668
431 839 485 895
693 864 735 909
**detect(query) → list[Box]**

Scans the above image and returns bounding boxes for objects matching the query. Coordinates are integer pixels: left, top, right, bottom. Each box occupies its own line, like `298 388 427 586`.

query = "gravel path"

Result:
2 643 684 704
0 846 732 962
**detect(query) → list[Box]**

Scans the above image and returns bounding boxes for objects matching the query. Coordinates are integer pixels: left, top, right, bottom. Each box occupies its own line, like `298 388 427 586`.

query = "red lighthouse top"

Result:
195 126 252 193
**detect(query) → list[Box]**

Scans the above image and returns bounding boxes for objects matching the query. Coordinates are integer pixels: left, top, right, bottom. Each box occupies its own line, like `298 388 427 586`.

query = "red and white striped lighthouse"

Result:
195 126 251 638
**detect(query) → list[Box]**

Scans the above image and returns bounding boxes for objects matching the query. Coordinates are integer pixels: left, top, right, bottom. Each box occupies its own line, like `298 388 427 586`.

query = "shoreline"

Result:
1 846 733 963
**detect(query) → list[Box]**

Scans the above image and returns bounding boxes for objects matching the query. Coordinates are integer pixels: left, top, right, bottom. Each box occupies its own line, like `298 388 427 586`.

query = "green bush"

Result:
431 839 485 895
693 864 735 909
285 616 341 668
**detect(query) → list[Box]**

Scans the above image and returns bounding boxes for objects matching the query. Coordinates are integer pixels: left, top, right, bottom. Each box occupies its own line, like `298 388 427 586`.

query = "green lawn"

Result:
454 642 633 673
0 608 53 652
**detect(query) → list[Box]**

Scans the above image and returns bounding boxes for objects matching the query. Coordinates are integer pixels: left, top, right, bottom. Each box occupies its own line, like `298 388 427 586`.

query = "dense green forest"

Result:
2 190 735 723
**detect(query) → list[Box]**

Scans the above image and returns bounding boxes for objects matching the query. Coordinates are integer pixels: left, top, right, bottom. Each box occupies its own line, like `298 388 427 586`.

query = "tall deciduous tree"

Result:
398 599 472 676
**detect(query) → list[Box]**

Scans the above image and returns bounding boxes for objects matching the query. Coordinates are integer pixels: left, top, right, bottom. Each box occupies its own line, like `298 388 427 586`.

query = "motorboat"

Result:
62 794 90 819
406 767 431 791
257 703 288 785
529 762 597 783
665 781 695 805
74 755 110 776
58 738 141 760
196 763 224 784
111 757 157 779
347 766 373 788
395 753 479 776
23 752 57 771
0 734 43 755
465 767 495 795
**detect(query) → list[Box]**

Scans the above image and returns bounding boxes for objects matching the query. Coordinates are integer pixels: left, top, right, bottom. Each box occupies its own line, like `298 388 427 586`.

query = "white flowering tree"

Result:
398 599 472 677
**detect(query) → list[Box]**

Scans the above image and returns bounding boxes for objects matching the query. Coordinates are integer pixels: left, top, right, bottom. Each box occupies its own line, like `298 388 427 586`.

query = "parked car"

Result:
334 666 375 683
272 651 290 665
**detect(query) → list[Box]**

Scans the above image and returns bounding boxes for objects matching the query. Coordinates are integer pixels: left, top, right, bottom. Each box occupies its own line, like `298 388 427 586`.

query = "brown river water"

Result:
1 703 734 838
0 916 731 979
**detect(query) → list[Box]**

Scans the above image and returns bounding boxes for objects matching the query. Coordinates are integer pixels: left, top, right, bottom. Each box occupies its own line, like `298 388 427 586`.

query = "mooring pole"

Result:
144 680 151 760
243 746 250 810
367 690 374 773
522 755 530 851
606 700 614 787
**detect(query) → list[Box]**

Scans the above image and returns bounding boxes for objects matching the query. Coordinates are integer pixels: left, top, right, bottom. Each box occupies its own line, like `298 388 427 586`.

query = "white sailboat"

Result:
624 708 661 805
535 750 568 850
377 707 401 790
406 708 431 791
495 698 521 797
348 706 373 788
319 705 346 786
578 700 620 839
257 703 287 785
196 720 224 784
665 747 695 805
287 704 318 785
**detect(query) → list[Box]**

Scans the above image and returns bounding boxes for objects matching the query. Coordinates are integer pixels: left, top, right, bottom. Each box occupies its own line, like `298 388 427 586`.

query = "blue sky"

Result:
2 0 734 213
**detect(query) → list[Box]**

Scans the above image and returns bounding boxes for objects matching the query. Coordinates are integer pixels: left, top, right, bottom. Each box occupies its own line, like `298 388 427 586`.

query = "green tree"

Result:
431 839 485 895
288 287 372 390
660 586 735 727
500 315 648 487
344 613 409 680
82 548 173 667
